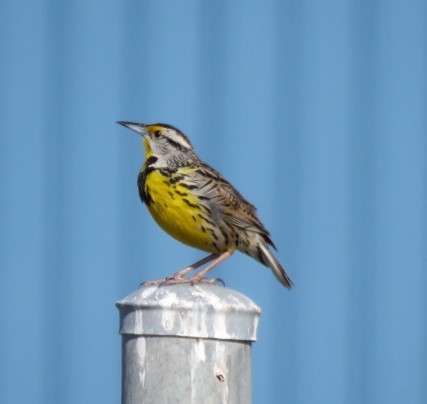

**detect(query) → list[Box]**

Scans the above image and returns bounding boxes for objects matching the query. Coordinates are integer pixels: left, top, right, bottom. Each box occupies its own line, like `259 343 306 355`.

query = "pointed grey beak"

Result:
116 121 147 135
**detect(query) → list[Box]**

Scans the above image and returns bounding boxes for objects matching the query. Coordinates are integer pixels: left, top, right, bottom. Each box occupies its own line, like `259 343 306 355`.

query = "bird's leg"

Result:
164 251 232 285
167 253 219 279
188 250 233 285
143 253 219 286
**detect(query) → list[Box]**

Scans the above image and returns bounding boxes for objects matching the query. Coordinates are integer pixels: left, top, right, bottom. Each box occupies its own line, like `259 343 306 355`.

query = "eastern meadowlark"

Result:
118 121 293 289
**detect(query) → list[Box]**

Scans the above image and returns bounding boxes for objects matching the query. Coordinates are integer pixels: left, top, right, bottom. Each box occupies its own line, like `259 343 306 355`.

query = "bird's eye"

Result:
153 130 161 138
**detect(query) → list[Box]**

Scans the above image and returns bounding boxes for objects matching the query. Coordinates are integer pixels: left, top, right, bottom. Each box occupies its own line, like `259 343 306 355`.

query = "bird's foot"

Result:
189 276 225 286
141 278 168 287
141 276 225 287
190 277 224 286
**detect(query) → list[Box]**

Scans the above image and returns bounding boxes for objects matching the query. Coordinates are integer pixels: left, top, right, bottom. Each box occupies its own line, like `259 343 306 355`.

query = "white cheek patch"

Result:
150 154 167 168
166 129 192 149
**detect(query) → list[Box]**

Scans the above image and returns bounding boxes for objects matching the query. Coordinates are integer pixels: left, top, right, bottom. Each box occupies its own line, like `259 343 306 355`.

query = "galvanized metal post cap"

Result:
116 284 261 341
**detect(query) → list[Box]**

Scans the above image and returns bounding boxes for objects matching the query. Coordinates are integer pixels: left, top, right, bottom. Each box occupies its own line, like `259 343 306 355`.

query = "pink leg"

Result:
154 250 233 286
143 253 219 286
189 250 232 284
169 253 219 278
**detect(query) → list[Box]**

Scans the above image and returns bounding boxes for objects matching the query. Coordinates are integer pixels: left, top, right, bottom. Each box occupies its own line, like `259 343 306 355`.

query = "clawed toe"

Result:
191 277 224 286
142 278 168 287
141 276 224 287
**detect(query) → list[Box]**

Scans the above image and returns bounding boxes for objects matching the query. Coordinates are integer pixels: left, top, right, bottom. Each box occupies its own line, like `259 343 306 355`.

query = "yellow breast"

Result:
144 169 217 253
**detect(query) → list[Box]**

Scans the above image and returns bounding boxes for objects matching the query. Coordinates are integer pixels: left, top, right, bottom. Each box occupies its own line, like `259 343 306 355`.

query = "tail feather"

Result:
258 242 293 289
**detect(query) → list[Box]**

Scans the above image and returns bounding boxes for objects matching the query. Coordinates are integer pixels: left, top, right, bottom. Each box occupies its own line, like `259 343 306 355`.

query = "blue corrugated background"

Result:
1 1 426 403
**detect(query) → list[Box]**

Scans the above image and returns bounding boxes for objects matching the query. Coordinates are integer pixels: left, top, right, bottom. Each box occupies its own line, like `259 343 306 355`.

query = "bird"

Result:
117 121 293 289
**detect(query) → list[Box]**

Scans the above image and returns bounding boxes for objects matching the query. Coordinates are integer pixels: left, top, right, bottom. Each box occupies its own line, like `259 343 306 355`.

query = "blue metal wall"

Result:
1 1 426 403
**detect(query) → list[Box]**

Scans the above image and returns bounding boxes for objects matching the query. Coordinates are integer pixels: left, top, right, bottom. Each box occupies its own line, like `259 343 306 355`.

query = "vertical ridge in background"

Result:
196 2 227 161
0 1 49 403
0 3 45 402
372 1 427 403
269 1 304 402
346 1 379 402
118 0 150 291
293 1 353 402
43 2 68 402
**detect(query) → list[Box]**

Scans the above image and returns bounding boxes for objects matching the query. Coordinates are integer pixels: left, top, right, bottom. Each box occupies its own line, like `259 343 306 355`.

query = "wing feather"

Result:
188 163 276 248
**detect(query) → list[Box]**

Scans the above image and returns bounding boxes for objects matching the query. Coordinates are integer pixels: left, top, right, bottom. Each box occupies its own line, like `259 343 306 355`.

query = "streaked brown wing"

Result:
190 162 276 247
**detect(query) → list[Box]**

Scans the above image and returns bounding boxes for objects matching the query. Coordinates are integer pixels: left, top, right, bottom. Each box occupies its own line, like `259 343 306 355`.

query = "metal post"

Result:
116 283 261 404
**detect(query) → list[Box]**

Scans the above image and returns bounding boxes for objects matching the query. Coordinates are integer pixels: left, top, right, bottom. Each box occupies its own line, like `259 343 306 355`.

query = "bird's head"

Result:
117 121 195 167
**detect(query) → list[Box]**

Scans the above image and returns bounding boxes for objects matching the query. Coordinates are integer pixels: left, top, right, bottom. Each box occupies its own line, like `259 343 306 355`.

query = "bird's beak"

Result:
116 121 147 136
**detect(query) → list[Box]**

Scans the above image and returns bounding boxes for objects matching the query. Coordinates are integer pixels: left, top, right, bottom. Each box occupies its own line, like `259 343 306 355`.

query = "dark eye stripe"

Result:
165 136 188 151
152 123 192 147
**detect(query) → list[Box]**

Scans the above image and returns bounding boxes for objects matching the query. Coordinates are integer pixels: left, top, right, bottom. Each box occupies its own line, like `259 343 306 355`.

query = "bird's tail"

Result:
258 242 293 289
